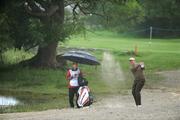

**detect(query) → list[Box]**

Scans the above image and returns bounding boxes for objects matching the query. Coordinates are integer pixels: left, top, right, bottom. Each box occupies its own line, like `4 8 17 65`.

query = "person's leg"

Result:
75 87 80 108
135 81 145 105
132 81 138 105
69 88 75 108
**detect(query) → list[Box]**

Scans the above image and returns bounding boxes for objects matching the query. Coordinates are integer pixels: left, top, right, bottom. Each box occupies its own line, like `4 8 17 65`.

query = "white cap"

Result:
129 57 135 61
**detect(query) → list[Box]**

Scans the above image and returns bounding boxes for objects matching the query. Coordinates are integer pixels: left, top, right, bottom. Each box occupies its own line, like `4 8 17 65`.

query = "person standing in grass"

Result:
66 62 83 108
129 57 145 107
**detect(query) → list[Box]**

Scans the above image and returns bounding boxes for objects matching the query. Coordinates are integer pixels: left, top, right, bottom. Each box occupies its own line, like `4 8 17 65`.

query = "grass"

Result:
1 49 34 65
66 30 180 71
0 30 180 113
66 31 180 53
0 66 69 113
0 66 107 113
66 30 180 88
0 49 107 113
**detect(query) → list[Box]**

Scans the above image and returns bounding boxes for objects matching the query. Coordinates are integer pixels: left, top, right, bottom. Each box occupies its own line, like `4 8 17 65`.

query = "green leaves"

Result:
0 13 13 53
86 0 144 32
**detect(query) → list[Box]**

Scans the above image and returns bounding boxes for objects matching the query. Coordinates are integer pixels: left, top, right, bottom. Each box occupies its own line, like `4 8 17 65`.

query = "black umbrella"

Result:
62 51 100 65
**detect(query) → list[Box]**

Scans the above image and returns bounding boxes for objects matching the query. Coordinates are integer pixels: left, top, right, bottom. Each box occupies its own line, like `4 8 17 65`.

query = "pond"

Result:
0 91 67 113
0 96 20 106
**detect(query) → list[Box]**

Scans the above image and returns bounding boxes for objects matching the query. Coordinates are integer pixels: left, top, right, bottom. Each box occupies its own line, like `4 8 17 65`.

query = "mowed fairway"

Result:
67 31 180 52
66 31 180 72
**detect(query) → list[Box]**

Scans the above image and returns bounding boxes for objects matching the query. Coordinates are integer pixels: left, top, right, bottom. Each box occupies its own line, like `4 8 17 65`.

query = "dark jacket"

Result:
131 63 145 81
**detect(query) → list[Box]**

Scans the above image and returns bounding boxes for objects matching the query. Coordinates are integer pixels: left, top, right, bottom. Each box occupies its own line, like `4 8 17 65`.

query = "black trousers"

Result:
132 80 145 106
69 87 79 108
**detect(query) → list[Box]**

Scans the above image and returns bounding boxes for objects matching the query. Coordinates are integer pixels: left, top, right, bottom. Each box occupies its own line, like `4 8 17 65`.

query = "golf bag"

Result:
77 77 93 107
77 86 93 107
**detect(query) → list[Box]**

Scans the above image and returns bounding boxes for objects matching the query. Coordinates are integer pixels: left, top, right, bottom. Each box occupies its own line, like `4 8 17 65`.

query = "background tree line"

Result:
86 0 180 37
0 0 180 67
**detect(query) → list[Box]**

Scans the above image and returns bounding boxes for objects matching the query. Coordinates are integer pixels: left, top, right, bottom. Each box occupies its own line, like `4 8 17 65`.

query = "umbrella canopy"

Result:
62 51 100 65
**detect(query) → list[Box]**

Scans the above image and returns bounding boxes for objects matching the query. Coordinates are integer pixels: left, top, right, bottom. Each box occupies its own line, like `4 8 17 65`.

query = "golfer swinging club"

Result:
129 57 145 107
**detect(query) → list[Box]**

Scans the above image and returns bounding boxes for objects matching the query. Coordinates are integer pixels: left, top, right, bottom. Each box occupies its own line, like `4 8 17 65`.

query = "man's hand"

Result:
68 76 73 80
139 62 145 69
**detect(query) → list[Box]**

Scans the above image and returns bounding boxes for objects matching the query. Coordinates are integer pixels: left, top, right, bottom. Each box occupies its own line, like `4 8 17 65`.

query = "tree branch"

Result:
64 1 75 7
25 43 39 51
24 2 59 17
78 4 105 18
71 3 79 21
72 3 79 16
101 2 109 24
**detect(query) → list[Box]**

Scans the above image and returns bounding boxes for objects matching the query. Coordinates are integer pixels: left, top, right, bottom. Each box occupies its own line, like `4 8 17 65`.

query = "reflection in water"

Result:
0 96 19 106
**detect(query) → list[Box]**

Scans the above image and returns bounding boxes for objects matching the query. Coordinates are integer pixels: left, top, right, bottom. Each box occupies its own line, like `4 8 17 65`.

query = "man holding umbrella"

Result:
66 62 83 108
63 50 100 108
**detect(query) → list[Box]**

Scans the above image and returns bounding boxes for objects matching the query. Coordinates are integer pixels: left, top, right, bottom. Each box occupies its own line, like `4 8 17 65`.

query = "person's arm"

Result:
66 70 71 80
131 64 141 72
79 70 83 77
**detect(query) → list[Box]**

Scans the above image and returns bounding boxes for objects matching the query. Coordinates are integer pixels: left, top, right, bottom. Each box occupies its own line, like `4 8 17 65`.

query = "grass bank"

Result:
0 49 106 113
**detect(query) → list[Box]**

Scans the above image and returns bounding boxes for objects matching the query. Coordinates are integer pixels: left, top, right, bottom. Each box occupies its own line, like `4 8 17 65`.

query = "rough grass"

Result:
1 49 34 65
1 30 180 113
0 49 106 113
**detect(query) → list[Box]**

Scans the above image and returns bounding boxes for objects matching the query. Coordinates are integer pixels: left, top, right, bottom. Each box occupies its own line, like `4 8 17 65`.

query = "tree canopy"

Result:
0 0 180 67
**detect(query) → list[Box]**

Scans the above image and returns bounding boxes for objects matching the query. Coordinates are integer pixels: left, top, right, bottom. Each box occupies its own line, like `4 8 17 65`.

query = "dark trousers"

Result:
69 87 79 108
132 80 145 106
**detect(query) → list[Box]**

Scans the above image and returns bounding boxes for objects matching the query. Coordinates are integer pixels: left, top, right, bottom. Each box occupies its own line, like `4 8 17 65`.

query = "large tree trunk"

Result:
30 41 58 68
22 0 65 68
20 41 60 68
